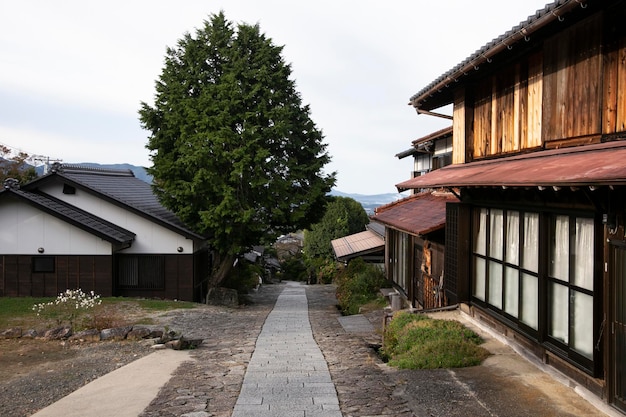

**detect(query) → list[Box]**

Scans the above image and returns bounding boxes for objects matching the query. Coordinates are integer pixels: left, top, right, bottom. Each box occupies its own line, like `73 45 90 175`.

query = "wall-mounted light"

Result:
37 247 45 253
177 246 183 253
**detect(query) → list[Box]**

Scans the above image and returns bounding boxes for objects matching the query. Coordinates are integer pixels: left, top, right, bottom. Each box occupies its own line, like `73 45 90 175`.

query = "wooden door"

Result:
611 245 626 412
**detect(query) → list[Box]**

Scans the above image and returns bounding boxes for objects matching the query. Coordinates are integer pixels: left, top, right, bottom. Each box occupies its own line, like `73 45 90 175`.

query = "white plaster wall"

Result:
0 198 112 255
41 184 194 254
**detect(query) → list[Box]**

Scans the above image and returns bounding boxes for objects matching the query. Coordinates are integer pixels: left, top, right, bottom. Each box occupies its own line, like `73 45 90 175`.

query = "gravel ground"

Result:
0 339 154 417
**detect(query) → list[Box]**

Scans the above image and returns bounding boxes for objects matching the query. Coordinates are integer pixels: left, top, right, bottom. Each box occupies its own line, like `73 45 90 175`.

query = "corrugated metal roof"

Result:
396 141 626 190
331 230 384 261
409 0 586 110
3 189 135 245
373 191 458 236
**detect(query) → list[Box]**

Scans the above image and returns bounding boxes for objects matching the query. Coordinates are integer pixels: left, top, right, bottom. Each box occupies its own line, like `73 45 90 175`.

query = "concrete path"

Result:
337 314 375 334
232 282 342 417
31 349 190 417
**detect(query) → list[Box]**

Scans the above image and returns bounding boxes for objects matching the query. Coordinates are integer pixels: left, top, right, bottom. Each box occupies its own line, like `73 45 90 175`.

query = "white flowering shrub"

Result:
32 289 102 329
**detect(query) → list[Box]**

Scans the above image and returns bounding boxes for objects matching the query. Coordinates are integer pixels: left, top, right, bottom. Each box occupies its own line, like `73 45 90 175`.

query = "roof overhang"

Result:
396 142 626 191
331 230 384 263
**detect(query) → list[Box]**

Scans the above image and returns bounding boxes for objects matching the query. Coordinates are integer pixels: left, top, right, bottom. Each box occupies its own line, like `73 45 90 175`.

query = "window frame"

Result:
470 206 598 375
32 256 55 273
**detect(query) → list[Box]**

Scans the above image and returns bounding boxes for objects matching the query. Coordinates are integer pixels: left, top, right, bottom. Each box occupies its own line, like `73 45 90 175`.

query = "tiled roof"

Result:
373 191 458 236
3 188 135 245
32 164 204 240
331 230 384 262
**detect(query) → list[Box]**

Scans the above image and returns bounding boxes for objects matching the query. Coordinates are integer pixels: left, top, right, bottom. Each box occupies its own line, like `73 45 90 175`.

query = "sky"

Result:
0 0 551 195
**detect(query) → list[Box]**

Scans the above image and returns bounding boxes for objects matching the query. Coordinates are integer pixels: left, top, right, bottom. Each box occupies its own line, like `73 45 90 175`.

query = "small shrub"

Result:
224 260 264 293
382 311 490 369
32 289 102 330
335 258 388 315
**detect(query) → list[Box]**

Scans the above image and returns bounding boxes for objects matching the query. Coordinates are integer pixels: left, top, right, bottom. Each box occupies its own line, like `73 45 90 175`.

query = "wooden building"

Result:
372 191 457 309
397 1 626 413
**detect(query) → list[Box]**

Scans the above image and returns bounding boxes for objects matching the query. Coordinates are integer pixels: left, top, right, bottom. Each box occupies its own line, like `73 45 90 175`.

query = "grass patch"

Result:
0 297 51 329
0 296 199 331
381 311 490 369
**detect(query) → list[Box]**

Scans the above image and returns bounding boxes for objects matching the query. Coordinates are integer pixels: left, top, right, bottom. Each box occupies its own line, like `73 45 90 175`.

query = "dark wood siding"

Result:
115 254 194 301
0 255 113 297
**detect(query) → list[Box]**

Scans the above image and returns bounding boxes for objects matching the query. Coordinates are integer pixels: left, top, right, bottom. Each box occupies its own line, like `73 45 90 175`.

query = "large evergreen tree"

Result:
139 12 335 290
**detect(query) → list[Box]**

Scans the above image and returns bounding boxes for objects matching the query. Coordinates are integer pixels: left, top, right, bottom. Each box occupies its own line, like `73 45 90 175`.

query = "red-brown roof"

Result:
396 142 626 191
331 230 384 262
372 191 458 236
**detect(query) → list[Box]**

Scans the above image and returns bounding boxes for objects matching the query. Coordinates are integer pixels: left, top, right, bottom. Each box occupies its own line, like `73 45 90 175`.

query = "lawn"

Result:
0 296 198 331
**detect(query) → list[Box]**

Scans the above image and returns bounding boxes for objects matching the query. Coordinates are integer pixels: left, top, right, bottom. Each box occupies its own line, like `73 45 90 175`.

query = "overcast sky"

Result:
0 0 550 194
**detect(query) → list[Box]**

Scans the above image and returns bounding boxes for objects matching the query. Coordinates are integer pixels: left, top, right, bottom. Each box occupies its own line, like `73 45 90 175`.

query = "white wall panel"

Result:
41 184 194 254
0 198 112 255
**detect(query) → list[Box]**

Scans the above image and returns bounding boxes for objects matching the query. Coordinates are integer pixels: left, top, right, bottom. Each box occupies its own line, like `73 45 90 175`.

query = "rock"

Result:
21 329 38 339
151 343 167 349
164 336 203 350
179 337 203 350
127 327 151 340
69 329 101 342
180 412 211 417
206 287 238 308
44 326 72 340
100 326 133 341
165 339 182 350
148 329 163 339
160 330 180 343
0 328 22 339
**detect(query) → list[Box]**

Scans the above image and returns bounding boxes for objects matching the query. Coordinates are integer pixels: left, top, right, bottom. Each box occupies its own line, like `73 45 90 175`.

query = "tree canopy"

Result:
139 12 335 288
304 196 369 260
0 146 37 185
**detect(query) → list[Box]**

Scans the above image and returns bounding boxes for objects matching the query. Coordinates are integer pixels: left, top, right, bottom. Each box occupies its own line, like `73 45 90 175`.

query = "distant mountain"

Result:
76 163 152 183
330 189 407 214
35 162 152 183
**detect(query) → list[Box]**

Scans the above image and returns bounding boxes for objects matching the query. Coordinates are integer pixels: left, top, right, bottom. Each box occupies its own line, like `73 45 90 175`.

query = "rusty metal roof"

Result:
331 230 384 262
396 142 626 191
372 191 458 235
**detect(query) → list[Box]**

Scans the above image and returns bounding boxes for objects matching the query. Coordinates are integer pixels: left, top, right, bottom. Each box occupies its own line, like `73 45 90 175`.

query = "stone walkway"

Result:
137 281 611 417
232 282 341 417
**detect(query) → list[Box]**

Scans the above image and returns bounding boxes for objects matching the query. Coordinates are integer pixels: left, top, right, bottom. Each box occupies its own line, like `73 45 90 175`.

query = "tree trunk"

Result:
206 252 237 303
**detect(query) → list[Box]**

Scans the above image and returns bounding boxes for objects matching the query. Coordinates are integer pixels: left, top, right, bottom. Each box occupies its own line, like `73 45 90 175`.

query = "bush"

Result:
224 260 264 293
32 289 102 330
335 258 388 315
381 311 490 369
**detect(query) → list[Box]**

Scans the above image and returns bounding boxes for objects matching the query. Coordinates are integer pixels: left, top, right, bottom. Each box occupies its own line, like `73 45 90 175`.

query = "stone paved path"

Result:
232 282 341 417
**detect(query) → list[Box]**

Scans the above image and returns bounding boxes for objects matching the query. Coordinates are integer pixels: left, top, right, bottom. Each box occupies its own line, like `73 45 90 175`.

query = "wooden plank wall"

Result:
465 11 626 160
117 254 194 302
0 255 113 297
543 14 602 144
